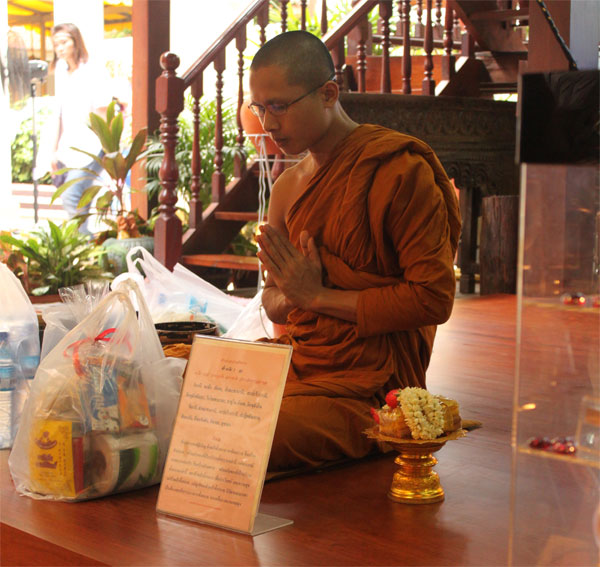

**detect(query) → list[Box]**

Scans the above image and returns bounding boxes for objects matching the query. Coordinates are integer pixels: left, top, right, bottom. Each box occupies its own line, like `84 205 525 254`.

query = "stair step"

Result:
12 188 56 198
182 254 260 271
8 183 70 229
479 81 518 93
214 211 260 222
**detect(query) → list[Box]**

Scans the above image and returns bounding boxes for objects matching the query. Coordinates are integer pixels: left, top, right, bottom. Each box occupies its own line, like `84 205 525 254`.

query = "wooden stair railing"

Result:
155 0 270 270
153 0 530 290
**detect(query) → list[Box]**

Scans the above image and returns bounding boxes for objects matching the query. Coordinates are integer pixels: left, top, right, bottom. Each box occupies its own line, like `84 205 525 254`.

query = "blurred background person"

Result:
47 22 111 235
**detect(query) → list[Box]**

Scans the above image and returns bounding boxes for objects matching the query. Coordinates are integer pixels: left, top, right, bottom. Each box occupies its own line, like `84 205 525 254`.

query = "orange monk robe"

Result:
267 124 461 470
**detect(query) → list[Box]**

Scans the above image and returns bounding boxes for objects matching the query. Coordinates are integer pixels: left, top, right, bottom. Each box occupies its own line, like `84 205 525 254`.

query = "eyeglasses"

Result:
248 75 335 119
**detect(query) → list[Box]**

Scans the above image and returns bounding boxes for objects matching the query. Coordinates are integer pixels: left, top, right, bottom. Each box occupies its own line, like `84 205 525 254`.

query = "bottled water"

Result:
0 331 16 449
14 323 40 381
12 324 40 437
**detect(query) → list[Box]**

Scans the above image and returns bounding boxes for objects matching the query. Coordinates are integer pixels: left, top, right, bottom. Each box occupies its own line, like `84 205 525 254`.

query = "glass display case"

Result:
510 162 599 566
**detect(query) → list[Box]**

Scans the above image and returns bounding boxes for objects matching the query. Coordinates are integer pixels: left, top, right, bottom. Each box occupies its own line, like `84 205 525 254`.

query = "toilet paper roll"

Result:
90 431 159 495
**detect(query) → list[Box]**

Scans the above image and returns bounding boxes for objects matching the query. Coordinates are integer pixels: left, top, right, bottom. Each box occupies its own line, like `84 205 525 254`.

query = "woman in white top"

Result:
50 23 109 235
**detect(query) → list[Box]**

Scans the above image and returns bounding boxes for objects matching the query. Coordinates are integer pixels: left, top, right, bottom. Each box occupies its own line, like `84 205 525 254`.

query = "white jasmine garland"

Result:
399 387 445 440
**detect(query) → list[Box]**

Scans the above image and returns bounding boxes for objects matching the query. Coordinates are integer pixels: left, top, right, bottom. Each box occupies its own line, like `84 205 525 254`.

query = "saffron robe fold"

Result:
268 124 461 470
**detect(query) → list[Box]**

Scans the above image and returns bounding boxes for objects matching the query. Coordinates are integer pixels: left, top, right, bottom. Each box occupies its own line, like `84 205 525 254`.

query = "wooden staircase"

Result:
179 158 264 287
442 0 529 97
151 0 578 293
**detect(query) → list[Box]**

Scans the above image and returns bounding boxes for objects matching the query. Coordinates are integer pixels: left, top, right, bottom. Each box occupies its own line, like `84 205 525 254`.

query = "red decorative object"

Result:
529 437 552 449
529 436 576 455
385 389 400 409
561 292 586 306
370 407 380 424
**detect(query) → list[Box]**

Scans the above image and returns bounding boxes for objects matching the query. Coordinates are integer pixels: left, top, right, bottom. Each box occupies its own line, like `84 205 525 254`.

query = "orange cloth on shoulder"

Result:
267 124 461 471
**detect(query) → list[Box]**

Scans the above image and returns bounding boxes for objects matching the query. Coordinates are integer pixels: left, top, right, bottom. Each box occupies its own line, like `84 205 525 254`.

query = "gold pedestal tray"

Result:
365 427 467 504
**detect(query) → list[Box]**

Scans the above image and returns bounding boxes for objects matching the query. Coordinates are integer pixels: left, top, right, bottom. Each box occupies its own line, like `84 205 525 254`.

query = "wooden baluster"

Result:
300 0 307 30
415 0 424 38
331 38 345 89
189 76 203 229
257 2 269 45
154 52 184 271
436 0 443 25
379 0 392 93
235 27 246 178
396 0 404 38
422 0 435 95
321 0 328 36
442 0 455 80
402 0 412 94
434 0 443 39
212 50 226 203
346 0 364 57
280 0 289 33
357 16 369 93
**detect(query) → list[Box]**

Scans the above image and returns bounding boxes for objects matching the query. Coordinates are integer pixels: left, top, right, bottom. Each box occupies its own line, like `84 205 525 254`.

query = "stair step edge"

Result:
214 212 261 221
479 81 518 93
182 254 260 271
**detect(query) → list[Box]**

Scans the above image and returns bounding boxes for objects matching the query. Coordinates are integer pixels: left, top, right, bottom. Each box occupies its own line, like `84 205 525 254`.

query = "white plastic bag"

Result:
0 263 40 449
121 246 247 333
223 289 274 341
40 282 110 360
39 304 77 361
8 279 186 501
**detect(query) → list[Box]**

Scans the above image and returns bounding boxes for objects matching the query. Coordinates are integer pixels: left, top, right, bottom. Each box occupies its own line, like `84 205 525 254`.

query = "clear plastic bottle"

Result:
14 323 40 381
12 323 40 438
0 331 16 449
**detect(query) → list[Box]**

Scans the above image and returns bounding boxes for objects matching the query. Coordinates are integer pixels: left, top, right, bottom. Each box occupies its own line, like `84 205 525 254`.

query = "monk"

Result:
250 31 461 471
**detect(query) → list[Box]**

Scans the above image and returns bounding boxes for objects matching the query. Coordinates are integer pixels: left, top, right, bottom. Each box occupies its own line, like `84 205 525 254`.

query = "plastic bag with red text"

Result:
8 279 186 501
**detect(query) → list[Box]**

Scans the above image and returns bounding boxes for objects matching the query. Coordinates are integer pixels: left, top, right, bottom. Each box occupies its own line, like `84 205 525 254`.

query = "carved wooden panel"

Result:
340 92 518 197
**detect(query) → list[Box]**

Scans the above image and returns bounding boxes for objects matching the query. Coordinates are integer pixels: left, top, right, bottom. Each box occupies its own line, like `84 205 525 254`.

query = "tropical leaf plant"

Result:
0 231 30 291
51 100 148 238
0 220 112 296
11 107 53 184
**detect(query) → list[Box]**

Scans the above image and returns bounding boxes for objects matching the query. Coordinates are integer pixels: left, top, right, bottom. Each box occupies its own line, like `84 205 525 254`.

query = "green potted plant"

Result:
52 100 152 274
0 220 112 300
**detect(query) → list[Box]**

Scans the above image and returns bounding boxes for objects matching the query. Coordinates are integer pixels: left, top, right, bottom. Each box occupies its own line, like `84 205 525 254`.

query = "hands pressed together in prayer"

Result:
256 224 359 323
256 224 323 312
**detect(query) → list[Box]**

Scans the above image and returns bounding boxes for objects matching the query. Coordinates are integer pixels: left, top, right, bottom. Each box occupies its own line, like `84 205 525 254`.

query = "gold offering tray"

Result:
365 426 468 505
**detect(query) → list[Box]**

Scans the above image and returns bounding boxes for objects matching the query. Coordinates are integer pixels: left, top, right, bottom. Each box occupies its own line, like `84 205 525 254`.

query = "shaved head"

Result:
251 30 335 90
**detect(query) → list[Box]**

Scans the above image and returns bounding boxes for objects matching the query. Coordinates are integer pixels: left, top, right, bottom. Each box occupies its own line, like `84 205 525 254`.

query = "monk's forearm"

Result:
262 285 293 325
309 278 454 332
308 287 359 322
356 274 455 336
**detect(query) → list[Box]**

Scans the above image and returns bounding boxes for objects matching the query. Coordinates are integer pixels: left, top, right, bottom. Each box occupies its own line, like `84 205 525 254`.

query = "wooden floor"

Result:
1 294 597 566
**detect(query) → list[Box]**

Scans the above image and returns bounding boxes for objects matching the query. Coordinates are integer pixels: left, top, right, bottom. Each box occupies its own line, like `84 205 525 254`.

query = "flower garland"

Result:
399 387 445 440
